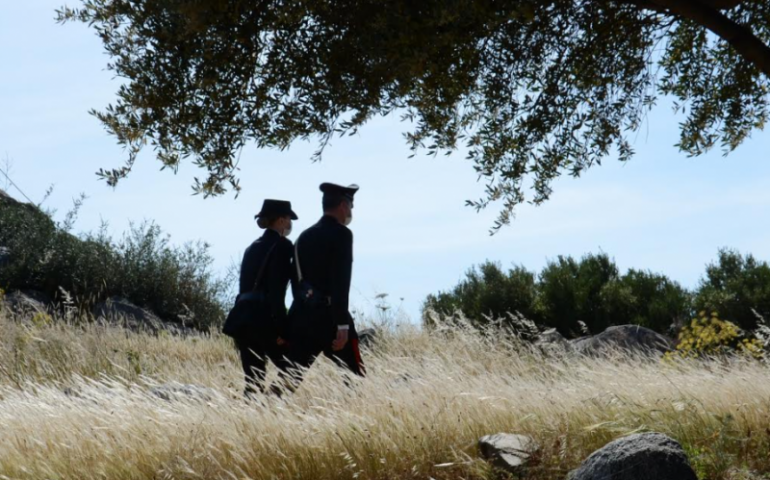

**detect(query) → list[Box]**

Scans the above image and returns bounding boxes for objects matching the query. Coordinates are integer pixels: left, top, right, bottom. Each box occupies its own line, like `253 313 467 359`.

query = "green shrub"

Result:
0 198 227 331
536 253 619 335
694 248 770 331
424 253 691 337
423 261 540 327
603 269 691 334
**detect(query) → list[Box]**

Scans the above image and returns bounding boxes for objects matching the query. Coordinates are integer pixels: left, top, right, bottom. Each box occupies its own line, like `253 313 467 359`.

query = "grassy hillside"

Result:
0 307 769 480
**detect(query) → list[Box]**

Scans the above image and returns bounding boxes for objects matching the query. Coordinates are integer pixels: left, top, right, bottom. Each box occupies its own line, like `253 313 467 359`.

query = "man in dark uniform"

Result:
285 182 365 384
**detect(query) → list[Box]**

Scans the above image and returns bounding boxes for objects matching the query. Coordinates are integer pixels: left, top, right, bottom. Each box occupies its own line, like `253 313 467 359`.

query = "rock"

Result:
571 325 673 357
568 433 697 480
479 433 538 475
536 328 568 344
358 328 378 348
93 296 195 335
3 289 52 315
149 383 217 402
534 328 573 355
94 296 165 330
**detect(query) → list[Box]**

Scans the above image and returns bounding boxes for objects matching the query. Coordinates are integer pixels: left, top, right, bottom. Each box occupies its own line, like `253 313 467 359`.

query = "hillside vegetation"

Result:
0 189 228 331
1 305 770 480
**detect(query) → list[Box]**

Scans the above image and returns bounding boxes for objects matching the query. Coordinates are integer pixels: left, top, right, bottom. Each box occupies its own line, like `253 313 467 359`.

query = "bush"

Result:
603 269 691 334
423 261 540 327
665 311 764 360
0 196 227 331
424 253 691 337
536 253 619 335
694 248 770 331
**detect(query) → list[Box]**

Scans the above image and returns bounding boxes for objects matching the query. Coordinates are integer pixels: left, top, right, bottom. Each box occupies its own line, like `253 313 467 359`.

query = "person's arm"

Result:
238 245 257 298
266 239 292 325
330 228 353 330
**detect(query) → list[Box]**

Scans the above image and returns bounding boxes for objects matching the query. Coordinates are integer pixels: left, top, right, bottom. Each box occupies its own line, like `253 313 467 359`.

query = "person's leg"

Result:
265 344 295 397
236 338 268 398
280 339 323 392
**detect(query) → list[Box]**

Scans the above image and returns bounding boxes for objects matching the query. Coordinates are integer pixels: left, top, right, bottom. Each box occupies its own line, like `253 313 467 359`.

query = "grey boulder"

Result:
93 296 194 335
3 289 52 315
358 328 379 348
571 325 673 357
568 432 697 480
479 433 538 475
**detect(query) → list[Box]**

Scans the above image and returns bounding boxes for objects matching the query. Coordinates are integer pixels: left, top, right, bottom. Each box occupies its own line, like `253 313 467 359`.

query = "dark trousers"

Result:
284 326 366 388
235 337 291 397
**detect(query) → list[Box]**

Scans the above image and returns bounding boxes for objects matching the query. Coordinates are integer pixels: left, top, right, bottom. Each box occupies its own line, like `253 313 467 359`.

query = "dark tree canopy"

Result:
58 0 770 230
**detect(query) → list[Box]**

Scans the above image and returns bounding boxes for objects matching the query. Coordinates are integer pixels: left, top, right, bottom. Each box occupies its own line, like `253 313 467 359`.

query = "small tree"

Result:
425 253 692 336
536 253 619 336
602 269 691 334
423 261 540 327
694 248 770 330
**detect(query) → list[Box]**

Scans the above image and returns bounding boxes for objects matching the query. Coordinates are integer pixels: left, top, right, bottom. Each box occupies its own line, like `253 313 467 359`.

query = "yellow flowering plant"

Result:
667 311 764 360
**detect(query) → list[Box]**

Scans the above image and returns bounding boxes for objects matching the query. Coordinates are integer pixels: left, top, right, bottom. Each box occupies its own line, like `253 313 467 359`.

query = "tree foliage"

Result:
423 261 541 327
58 0 770 230
694 248 770 330
537 253 621 335
424 252 691 336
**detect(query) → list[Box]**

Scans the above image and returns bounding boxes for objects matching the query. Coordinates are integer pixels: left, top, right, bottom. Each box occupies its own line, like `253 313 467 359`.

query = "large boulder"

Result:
93 296 194 335
479 433 538 475
571 325 673 357
568 433 697 480
2 289 52 315
534 328 572 354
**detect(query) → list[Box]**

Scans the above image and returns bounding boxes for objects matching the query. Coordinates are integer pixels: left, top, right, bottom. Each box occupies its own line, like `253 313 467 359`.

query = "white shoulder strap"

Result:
294 239 303 283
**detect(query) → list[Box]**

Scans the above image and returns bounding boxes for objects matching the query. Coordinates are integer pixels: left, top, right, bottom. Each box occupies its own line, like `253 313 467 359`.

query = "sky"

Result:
2 2 770 323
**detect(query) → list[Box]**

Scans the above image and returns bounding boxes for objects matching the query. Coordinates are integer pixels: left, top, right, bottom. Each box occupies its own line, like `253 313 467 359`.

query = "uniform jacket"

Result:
293 215 354 329
239 229 294 328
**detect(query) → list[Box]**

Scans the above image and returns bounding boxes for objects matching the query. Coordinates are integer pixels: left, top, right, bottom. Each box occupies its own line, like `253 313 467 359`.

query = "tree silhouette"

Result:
58 0 770 230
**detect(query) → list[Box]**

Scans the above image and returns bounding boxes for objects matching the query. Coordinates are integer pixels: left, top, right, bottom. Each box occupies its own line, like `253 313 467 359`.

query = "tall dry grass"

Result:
0 307 769 480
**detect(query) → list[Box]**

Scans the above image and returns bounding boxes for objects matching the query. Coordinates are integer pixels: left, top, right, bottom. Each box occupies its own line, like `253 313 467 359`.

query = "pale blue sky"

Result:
2 2 770 322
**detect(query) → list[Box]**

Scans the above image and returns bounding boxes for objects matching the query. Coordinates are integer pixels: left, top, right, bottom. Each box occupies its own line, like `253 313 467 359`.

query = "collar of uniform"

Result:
261 228 282 239
321 214 340 225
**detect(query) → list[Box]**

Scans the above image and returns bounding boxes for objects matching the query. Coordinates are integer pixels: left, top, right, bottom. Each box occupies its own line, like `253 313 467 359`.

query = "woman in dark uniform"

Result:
236 199 297 397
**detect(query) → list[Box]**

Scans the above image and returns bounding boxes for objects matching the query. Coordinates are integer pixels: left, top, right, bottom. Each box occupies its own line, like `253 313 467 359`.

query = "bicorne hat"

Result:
254 199 299 220
319 183 359 202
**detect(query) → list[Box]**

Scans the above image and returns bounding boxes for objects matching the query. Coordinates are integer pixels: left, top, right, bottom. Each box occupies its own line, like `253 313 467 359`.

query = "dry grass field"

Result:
1 307 769 480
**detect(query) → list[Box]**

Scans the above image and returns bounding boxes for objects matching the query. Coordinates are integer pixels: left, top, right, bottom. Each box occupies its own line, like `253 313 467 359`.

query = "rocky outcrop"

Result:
571 325 673 357
479 433 538 475
93 297 195 335
2 289 52 315
568 432 697 480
